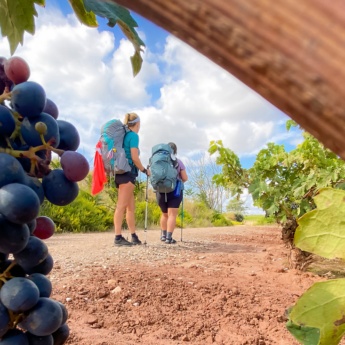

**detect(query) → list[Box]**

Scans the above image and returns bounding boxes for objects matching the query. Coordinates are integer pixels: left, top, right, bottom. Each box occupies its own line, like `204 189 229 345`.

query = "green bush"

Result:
235 213 244 222
211 212 232 227
40 190 113 233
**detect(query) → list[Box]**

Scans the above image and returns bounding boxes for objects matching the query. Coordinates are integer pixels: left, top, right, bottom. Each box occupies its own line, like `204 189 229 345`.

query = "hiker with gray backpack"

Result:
150 142 188 244
99 112 150 247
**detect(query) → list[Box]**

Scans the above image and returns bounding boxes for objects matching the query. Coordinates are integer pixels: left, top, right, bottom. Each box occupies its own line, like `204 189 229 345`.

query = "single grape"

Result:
13 236 48 271
52 323 70 345
32 216 55 240
0 153 26 188
21 113 60 148
25 253 54 276
4 56 30 84
0 105 15 137
11 81 46 118
19 297 63 337
42 169 79 206
61 151 90 182
25 333 53 345
23 176 45 205
57 120 80 151
28 273 53 298
0 328 29 344
0 183 40 224
0 214 30 254
0 277 40 312
43 98 59 120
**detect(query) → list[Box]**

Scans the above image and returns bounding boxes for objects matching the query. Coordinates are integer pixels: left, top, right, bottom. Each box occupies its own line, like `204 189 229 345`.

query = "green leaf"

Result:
68 0 98 27
83 0 145 76
294 188 345 259
286 319 320 345
0 0 42 54
287 279 345 345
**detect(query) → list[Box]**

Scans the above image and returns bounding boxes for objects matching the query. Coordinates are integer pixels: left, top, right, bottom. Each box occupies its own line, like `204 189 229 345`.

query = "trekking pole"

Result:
144 167 149 245
180 195 184 242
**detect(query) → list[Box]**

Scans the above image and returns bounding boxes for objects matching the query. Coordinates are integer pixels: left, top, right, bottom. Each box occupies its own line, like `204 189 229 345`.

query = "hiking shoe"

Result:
160 235 166 242
165 238 176 244
114 236 133 246
131 236 142 245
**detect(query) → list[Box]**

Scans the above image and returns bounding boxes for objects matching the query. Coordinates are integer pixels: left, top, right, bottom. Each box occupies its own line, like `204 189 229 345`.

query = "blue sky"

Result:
0 1 303 212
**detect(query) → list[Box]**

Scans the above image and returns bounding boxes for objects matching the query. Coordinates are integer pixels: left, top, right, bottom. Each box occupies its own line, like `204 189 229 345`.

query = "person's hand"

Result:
146 168 151 177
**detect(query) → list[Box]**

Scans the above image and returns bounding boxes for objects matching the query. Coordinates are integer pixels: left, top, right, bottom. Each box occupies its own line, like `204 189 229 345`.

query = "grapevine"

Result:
0 55 89 343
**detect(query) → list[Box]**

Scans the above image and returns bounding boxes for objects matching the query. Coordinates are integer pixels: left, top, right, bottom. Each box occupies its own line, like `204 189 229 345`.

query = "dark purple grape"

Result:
32 216 55 240
0 214 30 254
14 236 48 271
56 120 80 151
28 273 53 298
11 81 46 118
23 176 45 205
42 169 79 206
0 328 28 344
0 183 40 224
0 153 26 188
0 105 15 137
25 253 54 276
21 112 60 148
43 98 59 120
0 301 10 337
61 151 89 182
52 323 70 345
19 298 63 336
57 302 68 325
26 333 53 345
0 277 40 312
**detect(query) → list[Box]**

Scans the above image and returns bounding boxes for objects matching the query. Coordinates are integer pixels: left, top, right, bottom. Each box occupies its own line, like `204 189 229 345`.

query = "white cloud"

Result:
0 5 294 176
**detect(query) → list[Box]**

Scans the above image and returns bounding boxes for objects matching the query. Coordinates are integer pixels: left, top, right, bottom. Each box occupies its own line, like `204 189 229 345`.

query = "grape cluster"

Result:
0 56 90 344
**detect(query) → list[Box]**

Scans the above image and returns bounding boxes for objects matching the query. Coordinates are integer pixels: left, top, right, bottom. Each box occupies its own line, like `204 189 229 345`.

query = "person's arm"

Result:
180 169 188 182
130 147 145 172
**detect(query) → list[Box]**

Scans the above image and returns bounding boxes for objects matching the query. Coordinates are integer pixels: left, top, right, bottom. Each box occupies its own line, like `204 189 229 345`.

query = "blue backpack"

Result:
99 119 131 176
149 143 178 193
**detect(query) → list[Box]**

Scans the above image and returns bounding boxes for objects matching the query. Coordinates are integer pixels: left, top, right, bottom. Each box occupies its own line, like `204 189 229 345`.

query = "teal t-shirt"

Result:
123 130 139 166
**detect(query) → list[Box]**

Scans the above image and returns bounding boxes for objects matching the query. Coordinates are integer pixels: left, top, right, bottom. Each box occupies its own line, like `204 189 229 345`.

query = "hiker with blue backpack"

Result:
105 112 150 247
150 142 188 244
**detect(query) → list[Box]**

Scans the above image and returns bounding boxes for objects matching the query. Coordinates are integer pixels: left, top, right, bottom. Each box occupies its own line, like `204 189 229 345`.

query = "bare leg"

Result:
160 212 168 231
126 190 136 234
114 182 135 236
167 208 179 234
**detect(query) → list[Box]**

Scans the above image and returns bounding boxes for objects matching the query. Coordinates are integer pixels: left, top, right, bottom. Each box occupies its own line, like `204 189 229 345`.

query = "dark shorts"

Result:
156 191 183 213
114 167 138 188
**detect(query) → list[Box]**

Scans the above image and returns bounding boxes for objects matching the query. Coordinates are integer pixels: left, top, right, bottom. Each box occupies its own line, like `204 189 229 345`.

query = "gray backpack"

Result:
99 119 131 176
149 143 178 193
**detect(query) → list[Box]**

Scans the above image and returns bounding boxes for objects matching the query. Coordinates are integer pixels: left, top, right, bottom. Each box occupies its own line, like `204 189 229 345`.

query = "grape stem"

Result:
0 87 11 103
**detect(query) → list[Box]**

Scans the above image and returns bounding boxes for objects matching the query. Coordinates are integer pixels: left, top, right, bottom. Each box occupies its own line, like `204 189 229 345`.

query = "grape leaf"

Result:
68 0 98 27
83 0 145 76
294 188 345 259
0 0 45 54
287 279 345 345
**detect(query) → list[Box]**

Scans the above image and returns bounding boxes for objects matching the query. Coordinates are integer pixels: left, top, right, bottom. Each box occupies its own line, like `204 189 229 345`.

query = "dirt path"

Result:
46 225 325 345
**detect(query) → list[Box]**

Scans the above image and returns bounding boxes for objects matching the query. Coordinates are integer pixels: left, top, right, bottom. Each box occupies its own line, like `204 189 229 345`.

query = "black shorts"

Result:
156 190 183 213
114 167 138 188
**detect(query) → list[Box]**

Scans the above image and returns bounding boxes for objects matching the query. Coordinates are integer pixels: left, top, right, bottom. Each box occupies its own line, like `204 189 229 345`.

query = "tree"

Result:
226 197 247 215
186 153 228 213
209 121 345 267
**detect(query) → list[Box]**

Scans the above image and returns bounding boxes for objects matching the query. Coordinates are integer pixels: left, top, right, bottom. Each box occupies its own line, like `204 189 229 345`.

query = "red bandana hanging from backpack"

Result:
91 140 107 195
